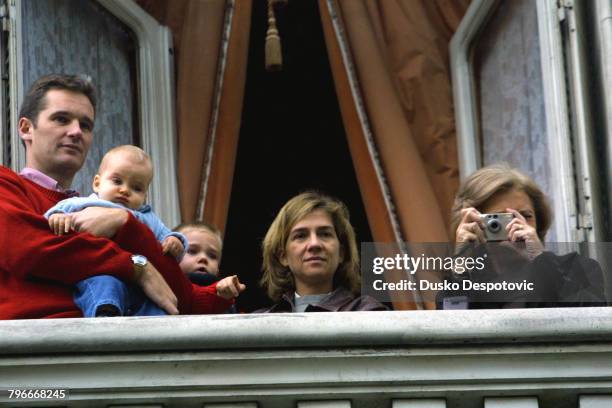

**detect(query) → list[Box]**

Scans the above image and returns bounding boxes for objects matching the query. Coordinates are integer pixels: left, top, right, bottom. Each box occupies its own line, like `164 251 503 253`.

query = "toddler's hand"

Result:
48 213 73 235
162 236 184 258
216 275 246 300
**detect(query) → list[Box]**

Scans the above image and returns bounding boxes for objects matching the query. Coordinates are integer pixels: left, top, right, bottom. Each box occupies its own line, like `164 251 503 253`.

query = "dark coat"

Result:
255 287 389 313
437 249 607 309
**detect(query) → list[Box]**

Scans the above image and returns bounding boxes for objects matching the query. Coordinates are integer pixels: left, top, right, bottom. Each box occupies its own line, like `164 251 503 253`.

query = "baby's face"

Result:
93 152 151 210
179 228 222 276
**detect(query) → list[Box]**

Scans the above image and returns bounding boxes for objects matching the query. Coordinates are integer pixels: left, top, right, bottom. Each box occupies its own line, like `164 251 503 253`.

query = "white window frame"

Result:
592 0 612 241
7 0 180 227
0 0 7 167
562 0 605 243
449 0 577 243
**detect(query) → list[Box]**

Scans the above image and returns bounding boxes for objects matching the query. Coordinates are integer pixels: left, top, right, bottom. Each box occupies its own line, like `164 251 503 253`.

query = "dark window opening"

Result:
221 0 373 312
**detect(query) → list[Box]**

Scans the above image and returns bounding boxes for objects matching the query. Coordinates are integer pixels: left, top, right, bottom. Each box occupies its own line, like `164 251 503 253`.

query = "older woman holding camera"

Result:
256 191 387 313
438 164 606 309
453 163 550 259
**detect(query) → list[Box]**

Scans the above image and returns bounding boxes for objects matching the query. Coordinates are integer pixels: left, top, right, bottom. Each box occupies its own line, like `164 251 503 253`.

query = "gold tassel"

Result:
265 0 282 72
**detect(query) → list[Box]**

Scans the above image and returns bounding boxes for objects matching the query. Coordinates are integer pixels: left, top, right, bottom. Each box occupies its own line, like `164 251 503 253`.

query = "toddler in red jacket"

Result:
175 222 243 312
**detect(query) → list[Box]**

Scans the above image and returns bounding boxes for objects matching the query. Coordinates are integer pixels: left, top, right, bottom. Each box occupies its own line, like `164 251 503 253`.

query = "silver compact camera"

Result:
479 213 514 241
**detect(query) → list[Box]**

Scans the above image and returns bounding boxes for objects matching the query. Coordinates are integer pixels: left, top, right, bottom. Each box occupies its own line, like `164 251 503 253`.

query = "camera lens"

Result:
488 219 501 233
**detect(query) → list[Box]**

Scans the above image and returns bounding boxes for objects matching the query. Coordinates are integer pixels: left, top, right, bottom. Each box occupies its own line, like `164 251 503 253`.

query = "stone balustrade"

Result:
1 308 612 407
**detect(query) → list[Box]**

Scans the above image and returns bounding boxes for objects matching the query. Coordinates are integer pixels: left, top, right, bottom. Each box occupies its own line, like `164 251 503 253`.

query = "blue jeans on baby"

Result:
74 275 167 317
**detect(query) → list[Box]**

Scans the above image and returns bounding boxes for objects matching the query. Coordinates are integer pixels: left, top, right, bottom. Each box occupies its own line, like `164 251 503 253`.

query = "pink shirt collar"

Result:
19 168 79 196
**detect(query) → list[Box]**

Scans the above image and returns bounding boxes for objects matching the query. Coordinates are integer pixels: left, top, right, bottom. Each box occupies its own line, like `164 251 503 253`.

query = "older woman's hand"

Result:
505 208 544 260
455 207 486 249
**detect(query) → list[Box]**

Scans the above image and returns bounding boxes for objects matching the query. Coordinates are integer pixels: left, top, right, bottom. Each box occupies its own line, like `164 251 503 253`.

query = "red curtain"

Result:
328 0 470 243
137 0 228 224
320 0 469 308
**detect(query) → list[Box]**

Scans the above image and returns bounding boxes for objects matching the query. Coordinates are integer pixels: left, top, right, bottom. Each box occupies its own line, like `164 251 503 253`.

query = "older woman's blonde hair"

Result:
260 191 361 302
451 164 552 241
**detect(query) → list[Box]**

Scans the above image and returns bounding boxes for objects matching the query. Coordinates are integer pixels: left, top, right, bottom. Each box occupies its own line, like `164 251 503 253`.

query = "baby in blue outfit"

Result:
44 145 186 317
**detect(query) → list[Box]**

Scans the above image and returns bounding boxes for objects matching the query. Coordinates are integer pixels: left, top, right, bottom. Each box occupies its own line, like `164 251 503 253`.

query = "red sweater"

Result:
0 166 231 319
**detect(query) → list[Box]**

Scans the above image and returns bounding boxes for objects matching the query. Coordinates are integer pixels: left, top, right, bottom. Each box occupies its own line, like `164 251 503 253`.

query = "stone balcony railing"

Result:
1 308 612 408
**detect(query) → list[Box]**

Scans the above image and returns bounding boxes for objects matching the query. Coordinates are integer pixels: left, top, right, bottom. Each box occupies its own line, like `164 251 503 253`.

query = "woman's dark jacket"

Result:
255 287 389 313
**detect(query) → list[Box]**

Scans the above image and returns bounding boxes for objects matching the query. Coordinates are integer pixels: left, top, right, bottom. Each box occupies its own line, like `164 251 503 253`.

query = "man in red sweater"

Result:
0 74 239 319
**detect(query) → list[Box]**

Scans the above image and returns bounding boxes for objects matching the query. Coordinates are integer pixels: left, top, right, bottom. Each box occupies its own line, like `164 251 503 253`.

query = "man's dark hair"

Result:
19 74 97 125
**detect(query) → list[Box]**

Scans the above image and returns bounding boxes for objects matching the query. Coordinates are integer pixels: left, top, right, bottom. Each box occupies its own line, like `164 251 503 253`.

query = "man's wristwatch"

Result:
131 254 148 279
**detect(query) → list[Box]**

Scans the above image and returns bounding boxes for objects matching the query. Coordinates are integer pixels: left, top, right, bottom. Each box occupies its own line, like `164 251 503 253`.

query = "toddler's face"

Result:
179 228 222 276
93 152 151 210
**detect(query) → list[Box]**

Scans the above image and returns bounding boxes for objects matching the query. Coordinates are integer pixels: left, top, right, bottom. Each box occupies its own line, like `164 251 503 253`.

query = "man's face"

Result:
19 89 94 184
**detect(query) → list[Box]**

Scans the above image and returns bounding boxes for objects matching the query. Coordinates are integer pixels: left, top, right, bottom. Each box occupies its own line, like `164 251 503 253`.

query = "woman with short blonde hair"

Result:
257 191 386 312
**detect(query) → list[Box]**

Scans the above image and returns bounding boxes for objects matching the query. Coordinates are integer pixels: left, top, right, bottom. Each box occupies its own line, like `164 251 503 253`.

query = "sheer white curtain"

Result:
474 0 556 240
